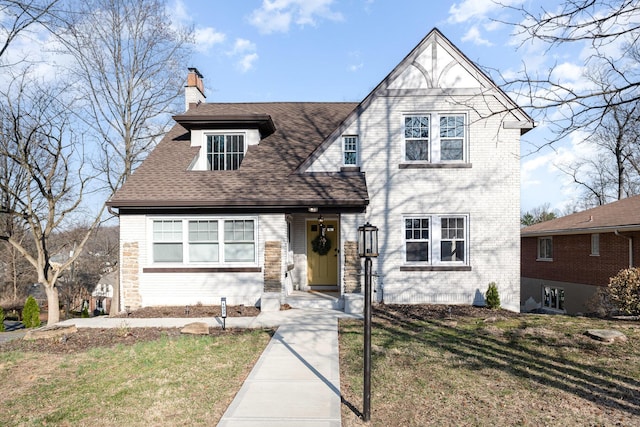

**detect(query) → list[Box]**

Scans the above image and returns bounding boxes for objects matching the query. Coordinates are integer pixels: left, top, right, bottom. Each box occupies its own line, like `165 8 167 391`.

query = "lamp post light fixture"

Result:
357 222 378 422
221 297 227 330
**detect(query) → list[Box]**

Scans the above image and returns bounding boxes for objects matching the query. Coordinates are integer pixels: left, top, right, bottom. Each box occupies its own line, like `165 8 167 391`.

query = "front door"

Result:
307 219 339 286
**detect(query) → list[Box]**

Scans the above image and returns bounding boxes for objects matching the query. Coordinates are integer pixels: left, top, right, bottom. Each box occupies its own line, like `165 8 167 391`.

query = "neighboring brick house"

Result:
521 196 640 314
107 28 533 313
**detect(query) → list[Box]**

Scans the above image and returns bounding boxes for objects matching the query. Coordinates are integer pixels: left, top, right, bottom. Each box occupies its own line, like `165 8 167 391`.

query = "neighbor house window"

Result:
207 134 245 170
343 135 358 165
153 220 183 262
403 113 467 163
591 234 600 256
404 115 430 161
537 237 553 260
404 215 468 265
152 218 256 264
543 286 565 311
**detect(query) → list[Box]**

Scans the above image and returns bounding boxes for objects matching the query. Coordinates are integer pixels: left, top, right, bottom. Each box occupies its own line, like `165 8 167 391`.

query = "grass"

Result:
339 306 640 426
0 329 272 426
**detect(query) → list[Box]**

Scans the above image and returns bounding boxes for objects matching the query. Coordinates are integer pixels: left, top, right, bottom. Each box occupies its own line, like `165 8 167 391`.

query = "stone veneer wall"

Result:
264 241 282 292
122 242 142 310
343 241 361 293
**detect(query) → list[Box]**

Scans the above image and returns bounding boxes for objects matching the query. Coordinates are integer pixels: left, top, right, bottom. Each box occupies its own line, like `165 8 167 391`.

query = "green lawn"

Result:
0 329 272 426
339 305 640 426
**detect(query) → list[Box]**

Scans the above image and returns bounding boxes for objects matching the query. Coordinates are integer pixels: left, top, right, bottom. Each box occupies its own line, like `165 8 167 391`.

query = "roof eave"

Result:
521 223 640 237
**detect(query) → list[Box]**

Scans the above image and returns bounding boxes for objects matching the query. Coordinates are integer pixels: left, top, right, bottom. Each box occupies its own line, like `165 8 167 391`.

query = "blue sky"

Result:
172 0 592 215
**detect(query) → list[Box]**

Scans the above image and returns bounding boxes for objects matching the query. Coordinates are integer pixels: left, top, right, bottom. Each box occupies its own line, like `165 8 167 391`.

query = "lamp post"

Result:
358 222 378 422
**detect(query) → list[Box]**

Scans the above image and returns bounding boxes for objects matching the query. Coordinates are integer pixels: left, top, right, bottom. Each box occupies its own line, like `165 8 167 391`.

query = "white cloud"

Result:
461 26 493 46
448 0 523 24
238 53 259 73
194 27 226 53
249 0 343 34
227 38 258 73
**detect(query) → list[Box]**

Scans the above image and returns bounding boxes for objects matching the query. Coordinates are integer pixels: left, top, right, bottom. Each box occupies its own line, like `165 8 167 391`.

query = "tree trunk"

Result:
44 284 60 324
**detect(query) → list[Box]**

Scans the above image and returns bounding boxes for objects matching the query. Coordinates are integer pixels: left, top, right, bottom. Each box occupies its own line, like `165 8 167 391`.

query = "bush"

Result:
22 296 41 328
0 307 4 332
607 267 640 315
81 307 90 318
485 282 501 309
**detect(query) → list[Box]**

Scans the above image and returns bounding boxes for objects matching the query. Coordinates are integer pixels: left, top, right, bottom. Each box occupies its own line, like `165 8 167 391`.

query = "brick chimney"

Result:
185 67 205 111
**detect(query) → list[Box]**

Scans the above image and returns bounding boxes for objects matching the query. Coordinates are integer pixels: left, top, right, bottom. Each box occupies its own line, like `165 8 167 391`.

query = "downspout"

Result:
614 230 633 268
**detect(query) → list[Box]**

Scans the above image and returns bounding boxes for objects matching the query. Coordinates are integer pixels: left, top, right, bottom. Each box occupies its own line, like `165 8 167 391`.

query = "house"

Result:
107 28 533 313
521 195 640 314
90 271 117 315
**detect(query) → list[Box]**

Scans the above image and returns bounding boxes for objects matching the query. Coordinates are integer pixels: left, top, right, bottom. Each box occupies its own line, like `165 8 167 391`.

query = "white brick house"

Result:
108 28 533 312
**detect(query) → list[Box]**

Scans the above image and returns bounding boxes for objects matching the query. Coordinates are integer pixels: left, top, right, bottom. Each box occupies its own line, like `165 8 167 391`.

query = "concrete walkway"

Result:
55 308 360 426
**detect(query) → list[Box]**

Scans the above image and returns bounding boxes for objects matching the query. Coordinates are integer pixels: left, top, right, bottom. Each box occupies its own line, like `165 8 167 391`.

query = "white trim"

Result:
536 236 553 261
342 135 359 166
403 214 469 266
590 233 600 256
401 112 468 165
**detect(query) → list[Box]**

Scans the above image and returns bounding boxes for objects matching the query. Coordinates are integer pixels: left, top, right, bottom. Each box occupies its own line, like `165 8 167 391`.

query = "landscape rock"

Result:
181 322 210 335
585 329 627 344
24 324 78 341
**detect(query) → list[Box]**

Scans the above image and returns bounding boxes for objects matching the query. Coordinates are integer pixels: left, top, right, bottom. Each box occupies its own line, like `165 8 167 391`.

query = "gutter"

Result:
614 230 633 268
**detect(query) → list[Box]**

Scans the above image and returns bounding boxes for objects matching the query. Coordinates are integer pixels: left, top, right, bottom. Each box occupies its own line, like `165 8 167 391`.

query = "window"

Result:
591 234 600 256
439 116 465 161
404 215 468 265
405 217 430 262
404 116 430 161
343 136 358 165
403 113 467 163
537 237 553 260
152 218 256 264
224 220 255 262
441 217 465 262
189 220 219 262
153 220 183 262
207 134 245 170
543 286 565 311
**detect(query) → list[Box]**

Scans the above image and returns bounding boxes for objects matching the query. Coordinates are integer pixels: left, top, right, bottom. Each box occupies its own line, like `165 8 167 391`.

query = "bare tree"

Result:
53 0 193 191
0 0 61 62
500 1 640 142
521 203 558 226
0 73 105 324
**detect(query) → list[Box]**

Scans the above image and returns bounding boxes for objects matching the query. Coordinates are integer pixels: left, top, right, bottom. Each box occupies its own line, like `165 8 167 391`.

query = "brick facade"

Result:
521 231 639 287
343 241 362 293
264 241 282 292
122 242 141 310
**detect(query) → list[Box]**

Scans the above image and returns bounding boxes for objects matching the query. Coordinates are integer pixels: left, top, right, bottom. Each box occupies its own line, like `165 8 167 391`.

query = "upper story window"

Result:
402 113 467 164
404 215 468 265
207 134 245 170
537 236 553 261
343 135 358 166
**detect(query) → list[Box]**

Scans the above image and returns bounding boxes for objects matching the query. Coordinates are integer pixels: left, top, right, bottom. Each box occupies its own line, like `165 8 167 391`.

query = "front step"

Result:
286 291 344 311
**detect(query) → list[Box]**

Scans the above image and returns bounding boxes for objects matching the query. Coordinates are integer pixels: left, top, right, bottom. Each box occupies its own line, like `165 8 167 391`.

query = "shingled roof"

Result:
107 102 369 212
521 195 640 236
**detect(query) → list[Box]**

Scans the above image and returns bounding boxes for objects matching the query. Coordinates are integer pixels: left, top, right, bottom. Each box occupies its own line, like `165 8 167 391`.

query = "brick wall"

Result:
343 241 362 293
122 242 142 310
521 231 640 286
264 241 282 292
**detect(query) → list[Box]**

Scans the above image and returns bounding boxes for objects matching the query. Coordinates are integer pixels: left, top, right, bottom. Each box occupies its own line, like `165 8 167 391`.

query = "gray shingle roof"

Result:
107 102 368 211
521 195 640 236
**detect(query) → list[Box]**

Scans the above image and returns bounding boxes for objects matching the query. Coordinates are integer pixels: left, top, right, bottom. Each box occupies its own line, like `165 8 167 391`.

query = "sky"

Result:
3 0 615 216
170 0 597 215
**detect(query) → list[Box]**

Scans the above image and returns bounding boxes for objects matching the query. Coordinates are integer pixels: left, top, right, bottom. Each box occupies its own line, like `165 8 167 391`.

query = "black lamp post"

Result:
358 222 378 422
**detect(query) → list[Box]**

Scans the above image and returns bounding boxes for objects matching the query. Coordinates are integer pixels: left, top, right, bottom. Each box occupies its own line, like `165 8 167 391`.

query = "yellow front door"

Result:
307 220 339 285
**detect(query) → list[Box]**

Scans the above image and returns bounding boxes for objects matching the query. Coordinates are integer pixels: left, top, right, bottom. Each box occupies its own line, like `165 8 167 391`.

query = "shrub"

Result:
22 296 41 328
485 282 501 309
81 307 90 318
607 267 640 315
0 307 4 332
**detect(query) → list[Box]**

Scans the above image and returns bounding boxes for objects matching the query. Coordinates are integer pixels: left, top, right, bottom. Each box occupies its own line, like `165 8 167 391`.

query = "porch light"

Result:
358 222 379 258
308 207 318 213
318 215 324 225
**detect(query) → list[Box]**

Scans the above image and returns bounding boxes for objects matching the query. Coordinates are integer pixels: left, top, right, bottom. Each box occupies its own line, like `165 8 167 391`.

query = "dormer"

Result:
173 112 276 171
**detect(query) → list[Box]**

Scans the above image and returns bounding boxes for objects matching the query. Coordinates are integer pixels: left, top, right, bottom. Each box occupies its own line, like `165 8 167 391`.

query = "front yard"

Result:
340 305 640 426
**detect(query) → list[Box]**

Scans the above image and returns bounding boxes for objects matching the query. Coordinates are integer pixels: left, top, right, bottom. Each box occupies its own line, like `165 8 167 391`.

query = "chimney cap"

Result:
188 67 203 78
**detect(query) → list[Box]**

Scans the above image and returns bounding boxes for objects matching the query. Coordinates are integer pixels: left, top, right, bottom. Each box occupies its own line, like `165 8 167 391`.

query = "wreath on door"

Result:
311 226 332 256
